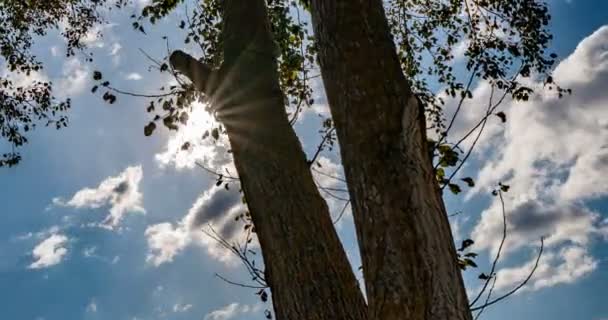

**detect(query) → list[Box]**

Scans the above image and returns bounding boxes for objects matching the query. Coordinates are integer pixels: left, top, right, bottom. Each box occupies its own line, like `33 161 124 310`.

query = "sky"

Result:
1 1 607 320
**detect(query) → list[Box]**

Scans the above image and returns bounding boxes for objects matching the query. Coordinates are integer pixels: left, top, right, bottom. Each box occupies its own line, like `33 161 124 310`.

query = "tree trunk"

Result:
171 1 367 319
309 1 472 319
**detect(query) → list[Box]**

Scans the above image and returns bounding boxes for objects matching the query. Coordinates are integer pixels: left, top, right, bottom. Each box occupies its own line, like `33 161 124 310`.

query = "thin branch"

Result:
312 167 347 183
469 188 508 307
106 85 181 98
470 237 545 312
195 161 239 180
473 276 497 320
214 273 266 289
333 200 350 224
308 127 335 167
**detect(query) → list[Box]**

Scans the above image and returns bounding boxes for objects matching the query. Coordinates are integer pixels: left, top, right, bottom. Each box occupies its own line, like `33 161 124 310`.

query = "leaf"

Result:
461 177 475 187
500 183 510 192
93 71 103 80
91 85 98 93
478 273 490 280
211 128 219 140
464 252 478 258
464 258 478 268
179 112 189 125
448 183 461 195
495 111 507 123
144 122 156 136
459 239 474 251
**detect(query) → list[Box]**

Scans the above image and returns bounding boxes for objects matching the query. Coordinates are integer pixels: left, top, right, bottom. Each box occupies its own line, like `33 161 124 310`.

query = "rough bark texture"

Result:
309 1 473 319
171 1 368 319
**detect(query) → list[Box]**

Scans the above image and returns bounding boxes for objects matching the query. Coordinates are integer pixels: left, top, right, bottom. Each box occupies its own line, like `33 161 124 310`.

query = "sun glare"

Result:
155 102 233 172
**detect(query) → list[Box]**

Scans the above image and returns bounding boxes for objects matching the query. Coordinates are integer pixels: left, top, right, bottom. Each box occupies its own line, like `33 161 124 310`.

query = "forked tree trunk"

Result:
170 1 367 319
310 1 473 319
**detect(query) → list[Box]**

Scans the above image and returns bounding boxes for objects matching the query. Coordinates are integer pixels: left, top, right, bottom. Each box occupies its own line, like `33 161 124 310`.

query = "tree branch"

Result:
470 237 544 312
169 50 216 94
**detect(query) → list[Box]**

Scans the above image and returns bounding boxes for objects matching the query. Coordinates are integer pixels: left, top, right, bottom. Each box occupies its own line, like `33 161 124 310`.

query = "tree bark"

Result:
309 1 472 320
171 1 367 319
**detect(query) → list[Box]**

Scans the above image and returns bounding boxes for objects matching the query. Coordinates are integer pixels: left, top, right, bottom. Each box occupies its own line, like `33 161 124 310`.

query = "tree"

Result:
2 0 563 319
307 1 560 319
167 1 368 318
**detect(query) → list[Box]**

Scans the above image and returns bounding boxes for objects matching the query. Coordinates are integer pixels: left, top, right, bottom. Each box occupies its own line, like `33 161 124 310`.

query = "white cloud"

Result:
494 246 597 292
52 165 145 229
145 222 190 266
460 25 608 291
86 299 98 313
145 187 248 266
172 303 193 313
203 303 261 320
110 42 122 56
57 58 89 97
29 234 69 269
126 73 143 81
83 246 98 258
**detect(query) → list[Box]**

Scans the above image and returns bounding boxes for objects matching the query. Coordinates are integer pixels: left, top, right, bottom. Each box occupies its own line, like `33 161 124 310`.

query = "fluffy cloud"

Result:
53 165 145 229
203 303 261 320
145 187 247 266
458 25 608 291
57 58 89 97
29 234 69 269
494 246 597 292
472 200 607 257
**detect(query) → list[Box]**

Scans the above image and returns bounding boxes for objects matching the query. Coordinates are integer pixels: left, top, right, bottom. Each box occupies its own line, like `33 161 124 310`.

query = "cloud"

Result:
155 103 234 172
29 234 69 269
458 25 608 291
126 73 143 81
145 187 247 266
203 303 261 320
472 200 607 257
86 299 98 313
52 165 145 229
57 58 90 98
172 303 193 313
494 246 597 292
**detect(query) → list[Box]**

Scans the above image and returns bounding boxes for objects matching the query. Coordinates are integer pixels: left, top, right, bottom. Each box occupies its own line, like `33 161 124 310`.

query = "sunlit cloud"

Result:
52 165 145 229
29 233 69 269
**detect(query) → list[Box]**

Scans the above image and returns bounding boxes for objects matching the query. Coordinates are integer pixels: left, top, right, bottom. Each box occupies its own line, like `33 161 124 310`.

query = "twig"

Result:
470 237 544 312
469 188 508 307
215 273 266 289
333 200 350 224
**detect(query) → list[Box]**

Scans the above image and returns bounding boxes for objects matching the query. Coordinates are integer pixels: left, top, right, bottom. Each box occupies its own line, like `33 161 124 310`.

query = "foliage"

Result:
0 0 129 166
385 0 569 192
1 0 560 315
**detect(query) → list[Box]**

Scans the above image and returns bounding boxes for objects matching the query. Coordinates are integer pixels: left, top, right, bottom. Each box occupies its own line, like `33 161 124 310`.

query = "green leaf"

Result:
93 71 103 81
461 177 475 187
144 122 156 136
448 183 461 195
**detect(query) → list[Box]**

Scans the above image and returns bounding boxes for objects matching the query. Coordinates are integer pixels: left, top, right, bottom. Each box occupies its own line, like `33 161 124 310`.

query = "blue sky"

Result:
1 1 607 319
